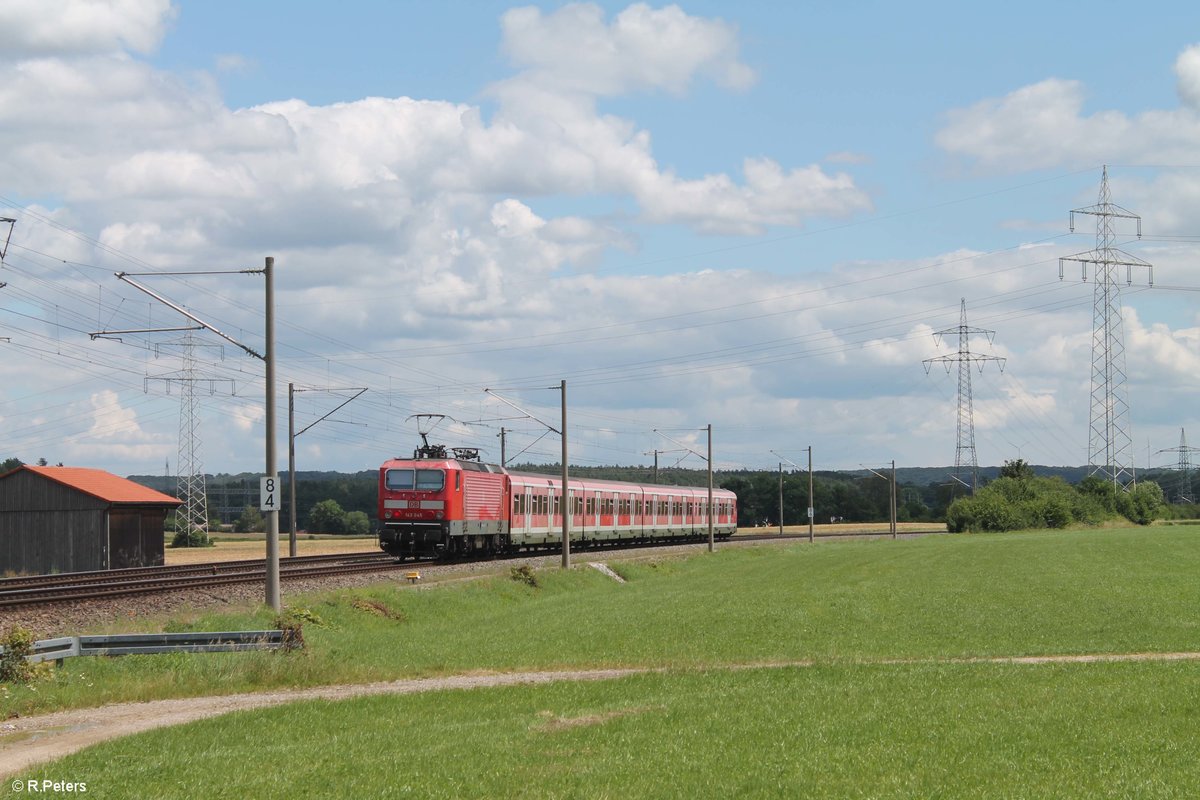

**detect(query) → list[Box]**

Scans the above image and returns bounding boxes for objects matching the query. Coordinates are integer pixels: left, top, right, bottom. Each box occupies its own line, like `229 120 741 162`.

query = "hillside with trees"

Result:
8 454 1182 534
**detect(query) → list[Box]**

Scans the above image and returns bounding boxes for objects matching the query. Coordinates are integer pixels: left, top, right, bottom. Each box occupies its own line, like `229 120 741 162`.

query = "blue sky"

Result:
1 0 1199 480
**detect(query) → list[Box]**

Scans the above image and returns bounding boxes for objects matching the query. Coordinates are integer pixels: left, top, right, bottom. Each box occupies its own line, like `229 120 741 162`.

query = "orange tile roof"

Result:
15 466 181 505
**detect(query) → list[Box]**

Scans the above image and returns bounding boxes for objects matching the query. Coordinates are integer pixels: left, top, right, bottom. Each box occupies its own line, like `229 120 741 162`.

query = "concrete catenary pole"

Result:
808 446 814 543
265 256 280 611
778 462 784 536
560 380 570 569
890 459 897 540
288 382 297 558
707 424 714 553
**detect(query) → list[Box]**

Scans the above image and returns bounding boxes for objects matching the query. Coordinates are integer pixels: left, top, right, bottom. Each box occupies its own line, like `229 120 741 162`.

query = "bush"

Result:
235 505 265 533
170 528 214 548
510 565 539 588
345 511 371 536
948 474 1166 533
1078 476 1119 514
273 607 323 652
973 494 1031 532
0 626 35 683
945 497 976 533
1122 482 1165 525
308 499 347 534
1031 495 1073 529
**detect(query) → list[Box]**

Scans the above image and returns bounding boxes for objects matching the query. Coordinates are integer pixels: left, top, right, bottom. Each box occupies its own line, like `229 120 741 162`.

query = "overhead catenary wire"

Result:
1 174 1192 472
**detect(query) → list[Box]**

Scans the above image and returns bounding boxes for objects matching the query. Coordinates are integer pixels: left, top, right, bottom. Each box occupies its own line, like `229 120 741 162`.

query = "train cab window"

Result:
386 469 444 491
416 470 445 491
386 469 445 491
385 469 413 490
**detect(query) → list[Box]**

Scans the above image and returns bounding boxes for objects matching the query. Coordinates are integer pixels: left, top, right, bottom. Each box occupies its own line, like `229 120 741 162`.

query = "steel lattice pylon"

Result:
175 333 209 544
1156 428 1199 504
145 334 234 544
1059 167 1152 489
1176 429 1195 503
923 298 1005 493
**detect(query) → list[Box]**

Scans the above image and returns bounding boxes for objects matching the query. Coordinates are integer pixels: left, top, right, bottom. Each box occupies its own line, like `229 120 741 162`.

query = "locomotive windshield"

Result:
385 468 445 491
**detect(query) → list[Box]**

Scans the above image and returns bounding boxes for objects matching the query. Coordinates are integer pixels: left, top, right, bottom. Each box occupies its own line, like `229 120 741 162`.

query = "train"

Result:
377 443 738 560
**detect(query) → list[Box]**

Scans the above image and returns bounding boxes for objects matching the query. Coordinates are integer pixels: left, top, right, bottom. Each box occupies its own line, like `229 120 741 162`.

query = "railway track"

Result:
0 552 399 608
0 528 946 609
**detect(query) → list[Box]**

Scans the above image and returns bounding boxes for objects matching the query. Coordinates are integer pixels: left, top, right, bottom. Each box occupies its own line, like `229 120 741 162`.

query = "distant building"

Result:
0 465 181 575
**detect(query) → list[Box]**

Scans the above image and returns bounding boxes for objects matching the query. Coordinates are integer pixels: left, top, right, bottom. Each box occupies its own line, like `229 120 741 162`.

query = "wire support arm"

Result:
115 272 264 359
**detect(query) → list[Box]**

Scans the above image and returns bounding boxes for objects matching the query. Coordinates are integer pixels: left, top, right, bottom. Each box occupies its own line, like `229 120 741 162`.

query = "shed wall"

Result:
0 470 107 512
0 509 107 574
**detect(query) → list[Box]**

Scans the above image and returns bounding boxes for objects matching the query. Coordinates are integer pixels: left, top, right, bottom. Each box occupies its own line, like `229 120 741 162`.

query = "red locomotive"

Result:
378 443 737 560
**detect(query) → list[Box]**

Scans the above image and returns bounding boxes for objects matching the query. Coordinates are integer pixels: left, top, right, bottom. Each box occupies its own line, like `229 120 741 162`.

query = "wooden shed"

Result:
0 466 181 575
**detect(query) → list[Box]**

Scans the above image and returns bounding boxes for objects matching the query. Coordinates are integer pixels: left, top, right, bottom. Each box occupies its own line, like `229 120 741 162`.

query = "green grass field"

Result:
4 527 1200 797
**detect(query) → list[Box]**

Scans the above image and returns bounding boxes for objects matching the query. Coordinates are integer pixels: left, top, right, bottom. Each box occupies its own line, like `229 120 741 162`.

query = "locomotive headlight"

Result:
384 510 393 519
435 511 444 520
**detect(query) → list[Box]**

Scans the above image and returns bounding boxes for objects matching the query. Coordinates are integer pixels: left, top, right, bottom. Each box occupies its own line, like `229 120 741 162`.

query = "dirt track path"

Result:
4 651 1199 778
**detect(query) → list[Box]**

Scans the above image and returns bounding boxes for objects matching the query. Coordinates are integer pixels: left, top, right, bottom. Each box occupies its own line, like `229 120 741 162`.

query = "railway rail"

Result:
0 552 398 608
0 528 946 609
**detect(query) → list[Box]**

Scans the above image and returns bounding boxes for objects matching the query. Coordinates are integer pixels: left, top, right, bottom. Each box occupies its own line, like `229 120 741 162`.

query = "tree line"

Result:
7 455 1193 534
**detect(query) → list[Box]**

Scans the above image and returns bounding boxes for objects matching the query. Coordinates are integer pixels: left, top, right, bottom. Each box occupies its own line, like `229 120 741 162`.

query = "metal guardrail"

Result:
0 630 289 664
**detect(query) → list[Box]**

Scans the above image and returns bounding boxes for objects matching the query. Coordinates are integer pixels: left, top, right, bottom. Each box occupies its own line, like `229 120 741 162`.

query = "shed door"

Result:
108 511 143 569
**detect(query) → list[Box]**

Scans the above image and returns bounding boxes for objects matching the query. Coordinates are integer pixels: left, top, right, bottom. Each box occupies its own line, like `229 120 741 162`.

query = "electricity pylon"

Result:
1059 166 1152 489
175 333 209 543
923 298 1006 494
1156 428 1199 504
147 333 235 545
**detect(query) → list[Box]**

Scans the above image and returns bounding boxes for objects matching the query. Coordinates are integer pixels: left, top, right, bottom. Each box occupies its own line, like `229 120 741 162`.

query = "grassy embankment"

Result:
4 527 1200 797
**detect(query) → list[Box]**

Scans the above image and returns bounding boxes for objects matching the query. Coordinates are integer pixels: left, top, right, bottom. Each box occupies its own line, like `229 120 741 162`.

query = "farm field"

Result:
162 522 942 565
4 526 1199 797
163 534 378 564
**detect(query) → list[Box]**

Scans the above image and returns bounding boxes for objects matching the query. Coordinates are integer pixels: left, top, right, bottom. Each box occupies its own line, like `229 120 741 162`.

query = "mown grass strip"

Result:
3 526 1198 719
9 660 1200 799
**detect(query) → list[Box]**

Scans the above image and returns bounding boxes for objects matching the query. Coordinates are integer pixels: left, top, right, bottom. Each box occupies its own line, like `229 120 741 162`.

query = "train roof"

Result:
507 470 735 496
382 458 732 496
382 457 506 474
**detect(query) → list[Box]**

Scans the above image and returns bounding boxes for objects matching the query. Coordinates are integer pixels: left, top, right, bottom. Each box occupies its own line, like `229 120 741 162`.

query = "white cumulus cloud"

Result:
0 0 176 58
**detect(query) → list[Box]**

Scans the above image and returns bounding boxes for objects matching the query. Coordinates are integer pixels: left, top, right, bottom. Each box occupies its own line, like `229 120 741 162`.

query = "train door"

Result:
567 488 575 540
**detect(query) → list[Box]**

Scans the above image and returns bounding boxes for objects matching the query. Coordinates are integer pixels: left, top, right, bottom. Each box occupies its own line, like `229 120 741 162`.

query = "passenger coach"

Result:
378 447 736 559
